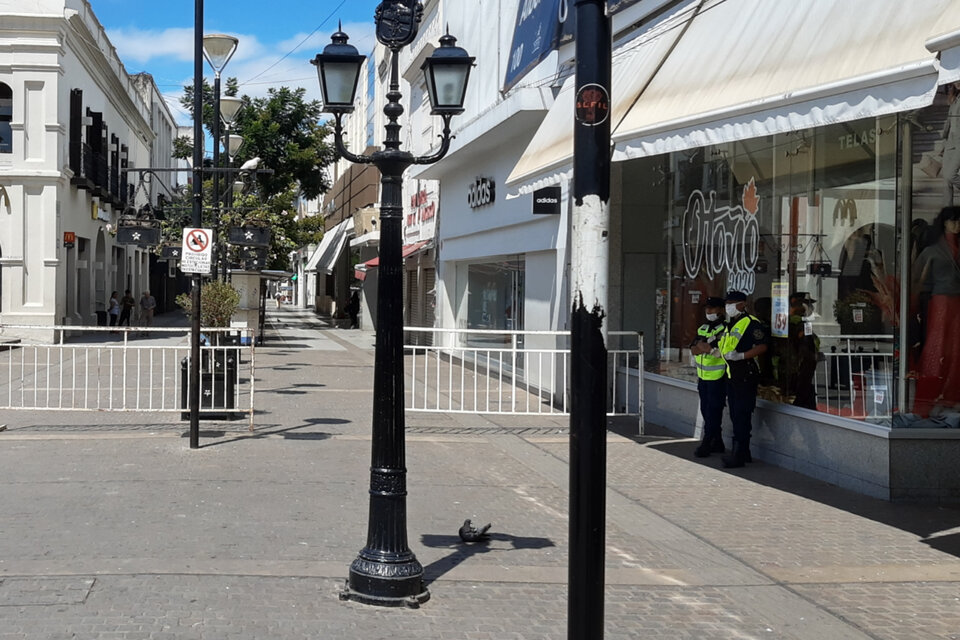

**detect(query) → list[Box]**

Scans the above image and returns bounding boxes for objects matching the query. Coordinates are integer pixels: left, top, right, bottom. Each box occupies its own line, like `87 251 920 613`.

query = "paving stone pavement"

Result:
0 306 959 639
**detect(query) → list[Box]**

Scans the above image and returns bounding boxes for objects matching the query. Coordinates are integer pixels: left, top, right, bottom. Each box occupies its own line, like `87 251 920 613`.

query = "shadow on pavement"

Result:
630 420 960 560
420 532 555 585
195 417 349 448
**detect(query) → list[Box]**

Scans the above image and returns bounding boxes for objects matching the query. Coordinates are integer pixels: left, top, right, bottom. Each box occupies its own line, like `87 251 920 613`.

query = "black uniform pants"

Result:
727 378 758 446
697 377 726 441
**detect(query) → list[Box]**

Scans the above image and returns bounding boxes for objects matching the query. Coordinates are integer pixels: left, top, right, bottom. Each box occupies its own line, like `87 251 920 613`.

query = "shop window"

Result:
0 83 12 154
625 114 899 426
457 257 525 348
905 83 960 423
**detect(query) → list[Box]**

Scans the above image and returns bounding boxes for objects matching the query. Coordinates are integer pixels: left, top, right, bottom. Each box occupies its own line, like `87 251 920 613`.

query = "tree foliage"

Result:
170 80 337 270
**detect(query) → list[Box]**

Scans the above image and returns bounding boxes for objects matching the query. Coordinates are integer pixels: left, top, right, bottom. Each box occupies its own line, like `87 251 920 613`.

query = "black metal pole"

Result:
569 1 611 638
189 0 204 450
212 74 222 281
342 49 427 608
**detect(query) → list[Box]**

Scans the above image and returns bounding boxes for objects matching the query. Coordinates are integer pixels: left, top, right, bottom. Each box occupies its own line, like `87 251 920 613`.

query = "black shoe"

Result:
710 438 726 454
722 451 747 468
694 441 712 458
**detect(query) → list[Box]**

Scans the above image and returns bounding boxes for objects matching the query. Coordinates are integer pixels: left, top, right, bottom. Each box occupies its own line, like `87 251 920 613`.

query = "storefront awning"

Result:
507 0 960 188
354 240 431 281
304 218 353 274
506 1 698 191
928 26 960 85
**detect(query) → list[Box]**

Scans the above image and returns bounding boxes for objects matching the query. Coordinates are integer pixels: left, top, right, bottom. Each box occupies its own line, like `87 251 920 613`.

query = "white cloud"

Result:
106 27 268 66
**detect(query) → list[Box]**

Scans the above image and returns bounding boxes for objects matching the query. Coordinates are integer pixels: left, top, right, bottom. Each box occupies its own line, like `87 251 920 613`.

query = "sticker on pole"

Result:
575 84 610 126
180 227 213 274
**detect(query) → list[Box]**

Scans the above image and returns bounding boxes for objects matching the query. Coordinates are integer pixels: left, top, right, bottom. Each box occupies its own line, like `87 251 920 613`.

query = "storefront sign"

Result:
63 231 76 249
681 178 761 295
504 0 563 91
467 177 496 209
408 188 436 226
771 281 789 338
575 84 610 126
532 186 561 214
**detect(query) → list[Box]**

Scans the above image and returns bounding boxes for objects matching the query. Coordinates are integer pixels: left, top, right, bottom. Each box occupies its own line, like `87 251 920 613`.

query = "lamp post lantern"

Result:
314 1 473 608
203 33 239 280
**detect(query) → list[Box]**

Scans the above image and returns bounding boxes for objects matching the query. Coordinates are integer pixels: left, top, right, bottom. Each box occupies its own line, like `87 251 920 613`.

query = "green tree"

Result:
174 82 338 270
176 279 241 328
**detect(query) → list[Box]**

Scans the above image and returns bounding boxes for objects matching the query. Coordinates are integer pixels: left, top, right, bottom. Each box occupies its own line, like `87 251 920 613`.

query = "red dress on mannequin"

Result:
915 233 960 416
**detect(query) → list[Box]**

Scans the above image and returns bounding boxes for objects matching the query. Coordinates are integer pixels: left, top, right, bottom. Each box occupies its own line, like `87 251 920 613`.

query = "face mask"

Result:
725 303 741 318
706 313 718 322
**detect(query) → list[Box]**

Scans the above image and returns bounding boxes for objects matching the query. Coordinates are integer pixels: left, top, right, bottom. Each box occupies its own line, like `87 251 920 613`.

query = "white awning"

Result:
928 27 960 85
613 0 956 160
304 218 353 274
506 1 699 190
507 0 960 187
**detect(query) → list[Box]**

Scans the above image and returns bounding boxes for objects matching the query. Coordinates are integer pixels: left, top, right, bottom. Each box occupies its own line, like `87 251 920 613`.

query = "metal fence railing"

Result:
403 327 643 423
0 325 255 428
816 334 894 421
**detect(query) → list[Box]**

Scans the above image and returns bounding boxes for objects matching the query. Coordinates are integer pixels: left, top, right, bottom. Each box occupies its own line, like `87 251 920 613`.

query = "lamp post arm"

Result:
412 115 454 166
332 114 376 165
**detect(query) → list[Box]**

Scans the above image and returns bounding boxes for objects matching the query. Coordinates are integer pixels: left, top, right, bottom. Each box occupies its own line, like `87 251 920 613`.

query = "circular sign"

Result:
575 83 610 127
186 228 210 252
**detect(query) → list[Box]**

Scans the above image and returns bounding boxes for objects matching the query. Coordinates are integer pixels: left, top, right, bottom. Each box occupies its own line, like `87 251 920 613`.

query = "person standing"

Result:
718 290 768 468
690 296 727 457
119 289 136 327
108 291 120 332
347 290 360 329
139 290 156 336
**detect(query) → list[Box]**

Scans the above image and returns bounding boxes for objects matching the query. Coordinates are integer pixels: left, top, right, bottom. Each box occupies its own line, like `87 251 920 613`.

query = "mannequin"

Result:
914 206 960 416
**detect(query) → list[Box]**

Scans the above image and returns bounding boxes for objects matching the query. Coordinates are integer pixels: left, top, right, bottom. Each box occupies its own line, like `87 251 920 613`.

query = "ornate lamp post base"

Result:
340 555 430 608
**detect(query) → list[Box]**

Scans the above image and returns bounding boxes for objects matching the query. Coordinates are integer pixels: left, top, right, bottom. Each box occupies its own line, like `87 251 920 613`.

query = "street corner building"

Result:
0 0 178 341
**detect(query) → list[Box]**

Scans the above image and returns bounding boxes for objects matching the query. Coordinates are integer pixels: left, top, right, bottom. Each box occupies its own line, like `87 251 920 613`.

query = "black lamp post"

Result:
203 33 239 280
313 0 473 608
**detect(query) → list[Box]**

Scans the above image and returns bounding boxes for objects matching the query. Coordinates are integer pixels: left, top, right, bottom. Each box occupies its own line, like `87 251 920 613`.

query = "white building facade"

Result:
0 0 176 336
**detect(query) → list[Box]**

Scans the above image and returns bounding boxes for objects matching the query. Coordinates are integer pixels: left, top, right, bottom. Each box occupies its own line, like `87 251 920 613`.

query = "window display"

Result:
622 114 899 426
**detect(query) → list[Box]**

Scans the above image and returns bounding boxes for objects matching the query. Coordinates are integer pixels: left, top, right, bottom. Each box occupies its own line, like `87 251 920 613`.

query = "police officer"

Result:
718 290 768 468
691 296 727 457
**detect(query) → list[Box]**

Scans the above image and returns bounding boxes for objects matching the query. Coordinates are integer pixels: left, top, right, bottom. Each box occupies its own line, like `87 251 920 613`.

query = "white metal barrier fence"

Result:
816 334 894 421
404 328 643 421
0 325 255 427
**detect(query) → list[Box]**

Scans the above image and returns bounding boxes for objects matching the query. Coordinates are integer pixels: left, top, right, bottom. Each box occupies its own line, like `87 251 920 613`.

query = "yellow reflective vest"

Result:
718 314 759 377
694 322 727 381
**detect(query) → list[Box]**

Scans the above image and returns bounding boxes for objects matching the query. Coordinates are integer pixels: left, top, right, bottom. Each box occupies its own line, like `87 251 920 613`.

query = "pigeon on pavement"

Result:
458 519 491 543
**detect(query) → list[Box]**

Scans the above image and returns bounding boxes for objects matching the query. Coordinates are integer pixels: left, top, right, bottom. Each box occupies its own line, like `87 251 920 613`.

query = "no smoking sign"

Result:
181 227 214 274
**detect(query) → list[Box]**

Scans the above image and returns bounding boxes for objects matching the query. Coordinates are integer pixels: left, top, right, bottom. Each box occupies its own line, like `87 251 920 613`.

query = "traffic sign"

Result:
181 227 214 274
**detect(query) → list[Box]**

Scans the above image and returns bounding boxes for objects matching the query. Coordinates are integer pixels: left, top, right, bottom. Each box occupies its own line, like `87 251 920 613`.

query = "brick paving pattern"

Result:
0 306 958 638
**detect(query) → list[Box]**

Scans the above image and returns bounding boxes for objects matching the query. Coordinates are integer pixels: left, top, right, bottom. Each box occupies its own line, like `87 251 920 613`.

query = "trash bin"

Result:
180 356 237 418
95 310 107 326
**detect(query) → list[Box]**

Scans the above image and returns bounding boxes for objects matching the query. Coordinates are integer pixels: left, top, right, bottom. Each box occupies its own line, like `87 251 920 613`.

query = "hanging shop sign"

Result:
504 0 563 91
228 225 271 247
63 231 76 249
116 224 161 246
532 186 561 214
160 244 182 260
467 177 496 209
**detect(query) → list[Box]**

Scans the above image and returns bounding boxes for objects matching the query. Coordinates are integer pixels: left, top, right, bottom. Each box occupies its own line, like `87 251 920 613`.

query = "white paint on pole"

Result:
571 194 610 339
180 227 213 274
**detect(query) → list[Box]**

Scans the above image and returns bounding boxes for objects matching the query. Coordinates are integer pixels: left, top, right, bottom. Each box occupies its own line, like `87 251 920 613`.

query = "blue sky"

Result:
89 0 380 124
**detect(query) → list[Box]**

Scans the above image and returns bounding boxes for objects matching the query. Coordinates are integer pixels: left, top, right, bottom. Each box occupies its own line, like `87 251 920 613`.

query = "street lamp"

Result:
313 1 473 608
203 33 239 280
